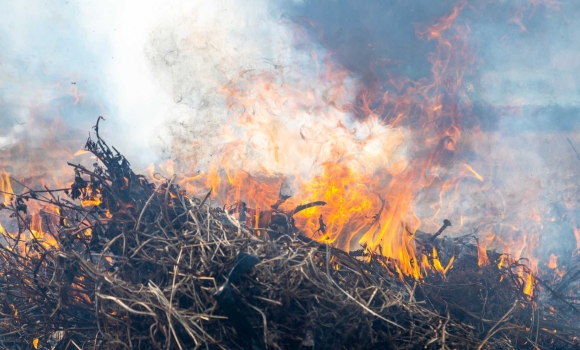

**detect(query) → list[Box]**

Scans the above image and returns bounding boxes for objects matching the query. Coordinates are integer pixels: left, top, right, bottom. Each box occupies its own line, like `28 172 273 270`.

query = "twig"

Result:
199 189 212 208
430 219 452 242
476 299 519 350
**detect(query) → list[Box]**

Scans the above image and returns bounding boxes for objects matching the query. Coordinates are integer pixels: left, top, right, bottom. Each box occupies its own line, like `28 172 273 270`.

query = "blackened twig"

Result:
430 219 452 242
291 201 326 215
314 215 327 236
199 189 212 208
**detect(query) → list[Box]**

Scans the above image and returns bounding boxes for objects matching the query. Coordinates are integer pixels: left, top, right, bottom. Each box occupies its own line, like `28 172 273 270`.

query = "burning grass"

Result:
1 121 580 349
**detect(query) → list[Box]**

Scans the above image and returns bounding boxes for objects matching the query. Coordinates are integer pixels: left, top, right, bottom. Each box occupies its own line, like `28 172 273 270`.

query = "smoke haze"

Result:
2 0 580 264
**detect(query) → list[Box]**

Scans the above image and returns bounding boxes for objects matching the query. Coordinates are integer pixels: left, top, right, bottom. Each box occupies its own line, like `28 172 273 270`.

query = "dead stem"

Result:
0 124 579 349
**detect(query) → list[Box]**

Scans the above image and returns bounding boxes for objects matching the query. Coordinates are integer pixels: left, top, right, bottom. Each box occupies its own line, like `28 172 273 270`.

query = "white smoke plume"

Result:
146 0 407 178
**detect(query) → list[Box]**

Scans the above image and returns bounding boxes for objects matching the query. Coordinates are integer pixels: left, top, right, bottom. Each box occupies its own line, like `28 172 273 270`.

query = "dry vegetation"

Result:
1 121 580 349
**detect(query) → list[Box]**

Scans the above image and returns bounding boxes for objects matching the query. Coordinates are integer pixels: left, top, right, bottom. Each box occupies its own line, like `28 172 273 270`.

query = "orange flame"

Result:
547 254 557 270
476 239 490 267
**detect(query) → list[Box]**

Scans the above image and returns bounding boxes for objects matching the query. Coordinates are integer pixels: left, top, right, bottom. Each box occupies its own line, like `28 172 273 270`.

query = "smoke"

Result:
145 0 580 265
146 0 408 178
0 1 107 180
0 0 186 176
2 0 580 267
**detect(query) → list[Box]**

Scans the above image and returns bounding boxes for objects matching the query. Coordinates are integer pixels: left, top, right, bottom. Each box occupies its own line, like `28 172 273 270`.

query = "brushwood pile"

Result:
1 120 580 349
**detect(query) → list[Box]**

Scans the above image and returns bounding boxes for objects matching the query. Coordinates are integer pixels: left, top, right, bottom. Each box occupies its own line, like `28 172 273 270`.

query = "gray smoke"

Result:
145 0 409 177
2 0 579 268
146 0 580 266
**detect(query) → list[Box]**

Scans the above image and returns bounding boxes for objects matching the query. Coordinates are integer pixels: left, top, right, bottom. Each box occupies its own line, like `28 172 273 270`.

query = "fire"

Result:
459 163 483 182
431 247 454 277
73 149 91 157
81 198 102 207
476 239 490 267
359 173 422 278
574 228 580 250
417 2 464 41
146 1 560 289
524 272 534 297
0 171 14 204
0 1 568 294
548 253 557 269
497 255 506 269
0 153 77 255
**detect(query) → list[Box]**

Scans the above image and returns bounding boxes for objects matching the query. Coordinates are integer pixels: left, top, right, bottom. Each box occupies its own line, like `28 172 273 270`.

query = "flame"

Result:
431 247 454 277
574 228 580 251
81 198 102 207
497 254 505 269
74 149 91 157
459 163 483 182
432 247 446 275
476 239 490 267
0 170 14 204
547 253 557 269
523 272 534 297
445 255 455 275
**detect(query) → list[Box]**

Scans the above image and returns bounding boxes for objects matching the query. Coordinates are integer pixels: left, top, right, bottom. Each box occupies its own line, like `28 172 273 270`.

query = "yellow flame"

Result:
524 272 534 297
